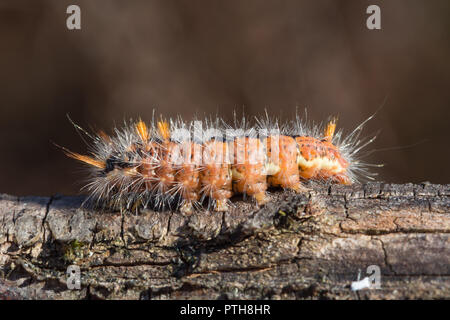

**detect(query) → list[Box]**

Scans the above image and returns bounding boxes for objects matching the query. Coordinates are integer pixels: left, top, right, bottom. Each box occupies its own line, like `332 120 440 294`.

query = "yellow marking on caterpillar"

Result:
264 162 281 176
136 120 149 142
324 118 337 142
157 120 171 141
54 142 106 169
66 151 106 169
297 154 344 174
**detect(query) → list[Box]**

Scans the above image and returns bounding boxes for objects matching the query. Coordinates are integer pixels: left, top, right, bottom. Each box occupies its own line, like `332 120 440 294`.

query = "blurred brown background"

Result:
1 0 449 196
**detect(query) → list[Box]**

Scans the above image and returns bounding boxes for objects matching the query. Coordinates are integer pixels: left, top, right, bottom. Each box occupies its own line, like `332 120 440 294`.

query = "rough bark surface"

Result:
0 182 449 300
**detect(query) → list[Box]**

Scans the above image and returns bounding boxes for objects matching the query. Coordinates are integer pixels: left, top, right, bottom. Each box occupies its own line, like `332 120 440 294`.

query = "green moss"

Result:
63 240 86 262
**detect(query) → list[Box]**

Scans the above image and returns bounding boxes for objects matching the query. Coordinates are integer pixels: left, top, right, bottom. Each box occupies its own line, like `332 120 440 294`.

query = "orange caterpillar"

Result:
60 112 378 214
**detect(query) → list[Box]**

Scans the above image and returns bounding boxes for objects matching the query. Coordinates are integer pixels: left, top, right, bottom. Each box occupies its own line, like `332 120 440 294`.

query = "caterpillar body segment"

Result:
265 135 307 193
172 141 202 214
200 140 233 212
61 113 377 213
294 119 351 185
231 136 268 205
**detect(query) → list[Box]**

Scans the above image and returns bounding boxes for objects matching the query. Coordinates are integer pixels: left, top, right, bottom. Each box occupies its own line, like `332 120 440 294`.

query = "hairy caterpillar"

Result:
59 111 378 214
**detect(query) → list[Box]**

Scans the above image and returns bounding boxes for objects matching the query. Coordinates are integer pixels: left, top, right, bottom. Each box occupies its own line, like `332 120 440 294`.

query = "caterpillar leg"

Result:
288 182 310 193
231 166 268 206
332 173 352 185
253 191 268 205
215 199 229 212
201 172 233 212
180 201 194 215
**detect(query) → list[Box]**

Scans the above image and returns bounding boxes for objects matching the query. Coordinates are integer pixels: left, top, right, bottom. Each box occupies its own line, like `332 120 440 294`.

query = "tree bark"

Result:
0 182 449 300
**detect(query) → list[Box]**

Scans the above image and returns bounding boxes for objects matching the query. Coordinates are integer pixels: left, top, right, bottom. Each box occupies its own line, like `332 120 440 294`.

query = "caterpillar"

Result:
59 111 378 214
